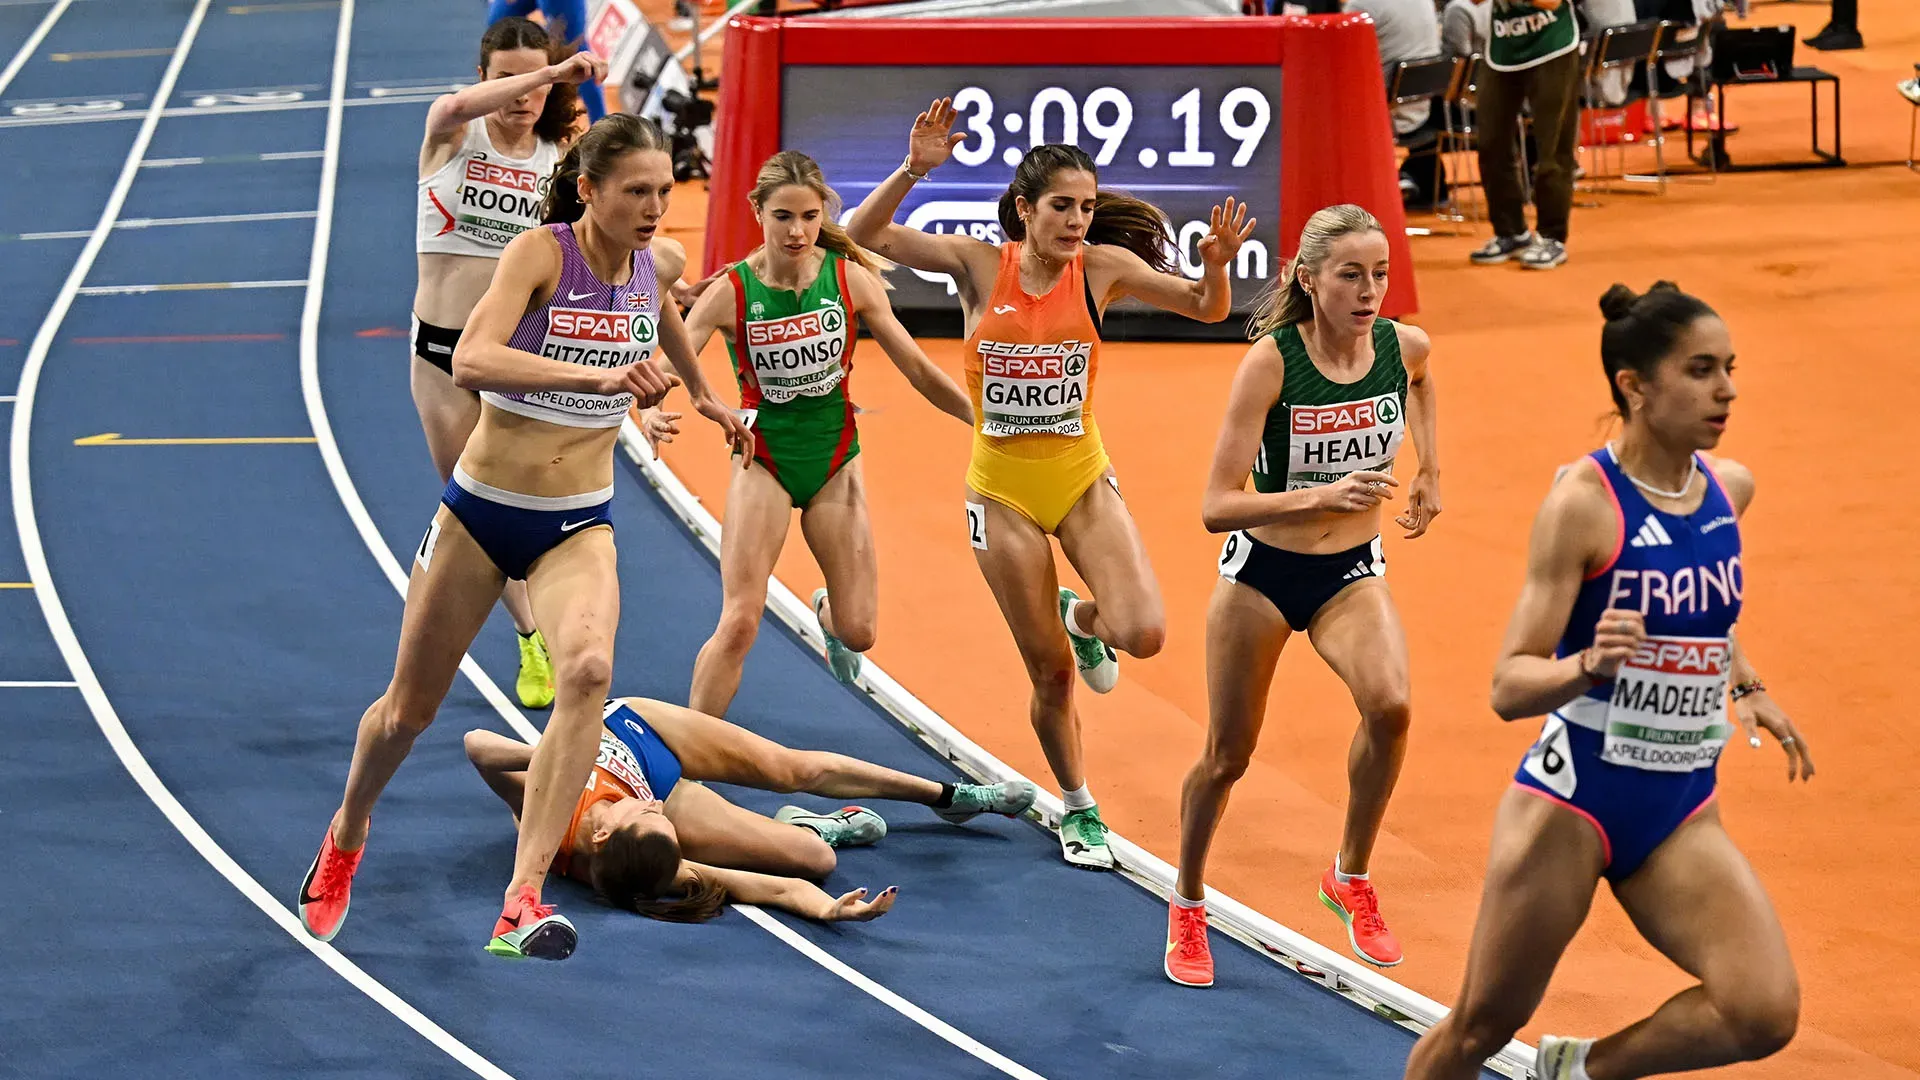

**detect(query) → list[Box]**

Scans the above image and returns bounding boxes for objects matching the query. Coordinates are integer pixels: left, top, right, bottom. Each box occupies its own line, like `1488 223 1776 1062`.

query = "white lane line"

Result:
0 0 71 98
142 149 323 167
0 92 439 130
292 5 1047 1077
6 2 517 1077
11 211 318 242
77 278 308 295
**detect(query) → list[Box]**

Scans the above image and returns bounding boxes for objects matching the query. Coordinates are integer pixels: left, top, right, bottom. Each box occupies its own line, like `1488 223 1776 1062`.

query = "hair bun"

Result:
1598 283 1639 322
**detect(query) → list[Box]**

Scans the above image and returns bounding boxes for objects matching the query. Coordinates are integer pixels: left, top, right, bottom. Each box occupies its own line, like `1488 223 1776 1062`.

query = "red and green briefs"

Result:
726 251 860 507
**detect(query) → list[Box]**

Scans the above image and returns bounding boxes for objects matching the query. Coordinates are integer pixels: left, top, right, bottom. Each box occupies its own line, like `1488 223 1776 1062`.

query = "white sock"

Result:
1334 853 1367 885
1061 784 1095 811
1568 1040 1595 1080
1064 599 1094 639
1171 891 1205 909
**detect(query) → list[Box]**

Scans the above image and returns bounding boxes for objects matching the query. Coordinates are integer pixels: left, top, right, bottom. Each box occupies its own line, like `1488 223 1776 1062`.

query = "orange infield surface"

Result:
647 2 1919 1074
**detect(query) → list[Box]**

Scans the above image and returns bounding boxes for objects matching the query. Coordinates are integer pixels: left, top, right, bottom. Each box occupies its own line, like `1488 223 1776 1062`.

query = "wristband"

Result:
902 157 928 182
1730 679 1766 701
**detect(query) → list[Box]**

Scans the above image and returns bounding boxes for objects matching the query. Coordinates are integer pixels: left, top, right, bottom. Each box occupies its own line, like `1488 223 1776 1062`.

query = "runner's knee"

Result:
1718 982 1799 1061
834 613 877 654
709 605 763 656
766 751 830 794
1108 618 1165 659
1029 661 1075 709
1361 692 1412 740
552 644 613 698
378 687 440 741
793 831 837 879
1200 740 1256 788
1448 1001 1527 1062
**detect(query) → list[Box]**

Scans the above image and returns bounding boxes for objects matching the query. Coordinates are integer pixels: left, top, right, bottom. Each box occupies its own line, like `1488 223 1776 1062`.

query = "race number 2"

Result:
965 500 988 551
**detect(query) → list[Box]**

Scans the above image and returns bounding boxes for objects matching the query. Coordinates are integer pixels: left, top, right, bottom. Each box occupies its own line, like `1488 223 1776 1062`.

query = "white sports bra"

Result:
416 118 561 258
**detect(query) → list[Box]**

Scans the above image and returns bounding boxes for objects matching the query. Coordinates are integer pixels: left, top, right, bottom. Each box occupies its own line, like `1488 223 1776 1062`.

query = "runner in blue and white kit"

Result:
1406 282 1815 1080
299 114 752 963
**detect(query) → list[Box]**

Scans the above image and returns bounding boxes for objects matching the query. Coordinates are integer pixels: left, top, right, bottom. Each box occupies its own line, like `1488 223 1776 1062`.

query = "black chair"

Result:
1627 19 1717 189
1387 56 1464 232
1580 20 1664 194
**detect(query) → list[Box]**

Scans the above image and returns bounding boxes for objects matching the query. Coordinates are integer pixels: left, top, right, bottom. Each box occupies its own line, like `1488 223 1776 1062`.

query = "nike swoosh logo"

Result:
994 304 1017 314
567 290 596 301
560 518 597 532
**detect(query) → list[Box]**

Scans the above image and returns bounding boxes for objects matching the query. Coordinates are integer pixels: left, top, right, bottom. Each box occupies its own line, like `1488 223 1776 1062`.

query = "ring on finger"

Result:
1781 736 1797 747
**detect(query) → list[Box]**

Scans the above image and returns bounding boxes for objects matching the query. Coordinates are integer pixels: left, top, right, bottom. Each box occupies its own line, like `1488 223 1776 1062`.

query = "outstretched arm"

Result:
843 97 992 284
846 263 972 424
691 862 896 923
1100 198 1253 323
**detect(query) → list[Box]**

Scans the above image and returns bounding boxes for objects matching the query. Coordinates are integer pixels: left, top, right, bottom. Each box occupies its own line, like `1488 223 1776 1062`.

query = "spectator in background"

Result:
1440 0 1489 60
1469 0 1581 270
1346 0 1445 203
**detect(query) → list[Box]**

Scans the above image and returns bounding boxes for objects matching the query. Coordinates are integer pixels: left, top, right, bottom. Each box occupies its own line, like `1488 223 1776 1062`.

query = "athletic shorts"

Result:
430 465 612 581
411 314 461 375
1216 530 1384 632
1512 715 1720 883
603 699 683 800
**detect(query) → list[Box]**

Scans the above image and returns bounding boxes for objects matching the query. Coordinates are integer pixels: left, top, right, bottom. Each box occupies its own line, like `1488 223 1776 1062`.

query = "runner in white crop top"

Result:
410 16 599 708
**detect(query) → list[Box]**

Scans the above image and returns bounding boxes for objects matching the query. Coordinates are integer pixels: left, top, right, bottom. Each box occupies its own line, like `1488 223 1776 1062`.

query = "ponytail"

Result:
998 144 1175 272
1245 203 1384 339
539 112 670 225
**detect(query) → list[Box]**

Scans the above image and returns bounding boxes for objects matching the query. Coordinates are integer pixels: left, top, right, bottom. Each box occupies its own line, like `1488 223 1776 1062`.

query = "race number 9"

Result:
1217 529 1253 581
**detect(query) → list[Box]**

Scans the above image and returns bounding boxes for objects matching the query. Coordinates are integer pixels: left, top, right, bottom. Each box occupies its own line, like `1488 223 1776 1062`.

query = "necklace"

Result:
1609 444 1697 499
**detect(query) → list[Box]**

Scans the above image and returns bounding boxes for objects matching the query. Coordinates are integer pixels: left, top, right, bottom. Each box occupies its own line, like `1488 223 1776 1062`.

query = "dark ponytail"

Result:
540 113 670 225
590 823 730 923
1597 281 1718 419
997 144 1175 273
478 16 581 146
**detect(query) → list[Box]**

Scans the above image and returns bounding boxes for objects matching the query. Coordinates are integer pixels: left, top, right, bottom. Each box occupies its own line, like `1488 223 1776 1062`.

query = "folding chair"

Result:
1627 19 1719 188
1387 56 1464 234
1580 20 1664 195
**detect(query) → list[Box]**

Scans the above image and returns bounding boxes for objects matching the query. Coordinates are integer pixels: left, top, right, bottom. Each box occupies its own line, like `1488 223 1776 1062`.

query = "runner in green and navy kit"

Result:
1168 206 1442 988
682 151 972 717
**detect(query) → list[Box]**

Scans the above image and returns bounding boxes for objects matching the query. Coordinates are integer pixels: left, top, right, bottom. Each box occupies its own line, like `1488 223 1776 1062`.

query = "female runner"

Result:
682 150 973 715
1166 204 1441 985
299 114 753 961
846 99 1253 870
1404 282 1813 1079
463 695 1037 922
414 17 601 707
485 0 607 121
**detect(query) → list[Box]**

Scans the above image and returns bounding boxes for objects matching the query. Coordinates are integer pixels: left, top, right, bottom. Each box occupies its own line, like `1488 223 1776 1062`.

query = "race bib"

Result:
746 303 848 404
455 157 548 247
1601 635 1731 773
977 339 1092 438
1218 530 1253 581
1523 715 1577 798
1286 394 1403 490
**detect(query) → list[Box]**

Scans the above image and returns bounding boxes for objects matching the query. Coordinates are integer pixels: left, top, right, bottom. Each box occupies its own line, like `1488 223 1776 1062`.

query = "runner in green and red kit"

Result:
682 151 973 716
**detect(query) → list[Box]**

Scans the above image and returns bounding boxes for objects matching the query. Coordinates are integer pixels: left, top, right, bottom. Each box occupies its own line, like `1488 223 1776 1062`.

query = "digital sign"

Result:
781 66 1281 334
705 17 1418 339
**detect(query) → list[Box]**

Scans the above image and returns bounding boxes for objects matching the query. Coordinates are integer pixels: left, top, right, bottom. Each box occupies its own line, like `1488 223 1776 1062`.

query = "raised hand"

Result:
907 98 966 175
1196 197 1256 269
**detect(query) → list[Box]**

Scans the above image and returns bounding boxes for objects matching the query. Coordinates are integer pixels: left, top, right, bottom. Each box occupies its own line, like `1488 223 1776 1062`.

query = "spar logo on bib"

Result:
542 306 657 370
1602 635 1732 773
977 339 1094 437
592 732 657 801
456 156 549 244
1285 392 1405 489
745 303 850 402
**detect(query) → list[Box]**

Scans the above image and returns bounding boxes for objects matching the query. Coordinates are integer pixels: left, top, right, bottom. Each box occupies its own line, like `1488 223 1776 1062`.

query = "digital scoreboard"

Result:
706 16 1414 339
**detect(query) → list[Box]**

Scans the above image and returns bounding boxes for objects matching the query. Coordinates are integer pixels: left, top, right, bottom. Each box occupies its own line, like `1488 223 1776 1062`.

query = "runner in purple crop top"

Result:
297 114 752 964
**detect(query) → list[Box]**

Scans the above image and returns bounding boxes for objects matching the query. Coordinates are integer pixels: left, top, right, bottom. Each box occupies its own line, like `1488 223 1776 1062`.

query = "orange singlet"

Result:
550 736 643 881
963 243 1111 534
